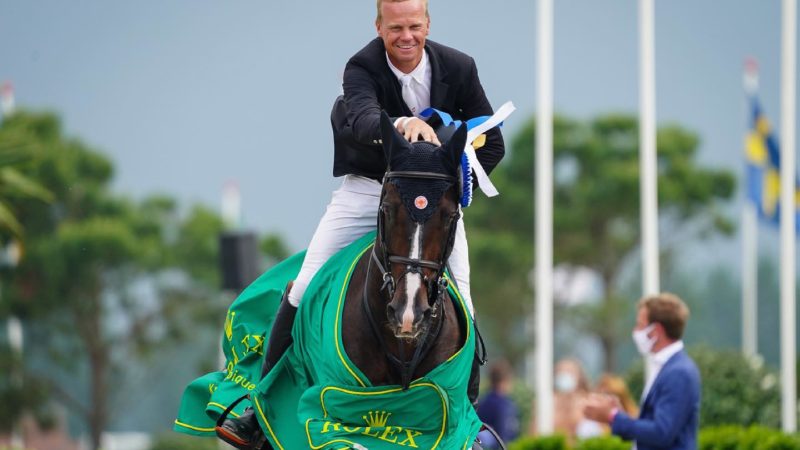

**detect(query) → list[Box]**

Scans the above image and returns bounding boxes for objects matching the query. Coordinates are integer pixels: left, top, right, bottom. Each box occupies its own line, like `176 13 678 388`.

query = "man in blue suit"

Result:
584 293 701 450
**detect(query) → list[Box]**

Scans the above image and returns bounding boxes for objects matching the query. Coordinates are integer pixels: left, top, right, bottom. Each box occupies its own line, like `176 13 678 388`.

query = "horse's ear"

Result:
380 111 407 165
442 122 467 170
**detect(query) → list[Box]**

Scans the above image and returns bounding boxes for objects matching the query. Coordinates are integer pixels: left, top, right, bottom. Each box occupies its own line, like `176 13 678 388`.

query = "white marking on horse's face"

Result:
401 224 422 333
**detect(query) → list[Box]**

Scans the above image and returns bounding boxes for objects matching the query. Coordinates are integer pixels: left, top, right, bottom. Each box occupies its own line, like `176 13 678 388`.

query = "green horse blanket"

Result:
175 232 481 449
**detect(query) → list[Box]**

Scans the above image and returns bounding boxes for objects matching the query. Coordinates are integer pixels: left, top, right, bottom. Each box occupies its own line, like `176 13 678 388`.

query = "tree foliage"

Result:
465 114 735 369
0 110 288 448
0 120 53 238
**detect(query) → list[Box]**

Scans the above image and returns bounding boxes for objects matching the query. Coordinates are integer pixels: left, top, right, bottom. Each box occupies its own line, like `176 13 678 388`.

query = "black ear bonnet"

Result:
379 112 466 223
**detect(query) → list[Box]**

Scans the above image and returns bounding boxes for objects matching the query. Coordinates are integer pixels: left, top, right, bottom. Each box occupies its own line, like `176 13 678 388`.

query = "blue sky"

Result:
0 0 795 263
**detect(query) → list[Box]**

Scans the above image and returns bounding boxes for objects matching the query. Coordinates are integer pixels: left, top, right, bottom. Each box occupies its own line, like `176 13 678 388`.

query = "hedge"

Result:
506 426 800 450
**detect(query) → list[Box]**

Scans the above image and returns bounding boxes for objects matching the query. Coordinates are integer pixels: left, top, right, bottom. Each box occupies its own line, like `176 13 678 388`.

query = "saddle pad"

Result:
175 232 481 449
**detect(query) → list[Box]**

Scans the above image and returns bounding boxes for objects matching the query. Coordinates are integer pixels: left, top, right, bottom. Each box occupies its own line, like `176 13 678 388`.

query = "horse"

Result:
206 112 492 450
341 112 469 390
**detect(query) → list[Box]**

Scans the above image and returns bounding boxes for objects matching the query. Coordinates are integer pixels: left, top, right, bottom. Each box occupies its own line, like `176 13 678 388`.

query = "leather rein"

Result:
362 170 460 390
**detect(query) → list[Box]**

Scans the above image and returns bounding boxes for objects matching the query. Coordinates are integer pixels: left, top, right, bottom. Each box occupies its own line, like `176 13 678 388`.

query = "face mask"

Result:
632 323 657 355
554 372 578 393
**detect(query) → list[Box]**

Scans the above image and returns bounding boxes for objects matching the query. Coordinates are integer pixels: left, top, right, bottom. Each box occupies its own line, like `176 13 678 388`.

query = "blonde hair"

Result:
596 374 639 417
376 0 429 22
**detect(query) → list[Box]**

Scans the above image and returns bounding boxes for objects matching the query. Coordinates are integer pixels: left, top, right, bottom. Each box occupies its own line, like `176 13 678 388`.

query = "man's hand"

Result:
582 393 621 424
397 117 441 146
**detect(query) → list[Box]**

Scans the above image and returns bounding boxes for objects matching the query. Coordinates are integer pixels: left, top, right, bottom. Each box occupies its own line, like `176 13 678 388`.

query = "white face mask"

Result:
554 372 578 393
632 323 657 355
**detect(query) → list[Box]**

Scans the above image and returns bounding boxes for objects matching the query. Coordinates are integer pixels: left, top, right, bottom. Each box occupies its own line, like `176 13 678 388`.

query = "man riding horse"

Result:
215 0 506 447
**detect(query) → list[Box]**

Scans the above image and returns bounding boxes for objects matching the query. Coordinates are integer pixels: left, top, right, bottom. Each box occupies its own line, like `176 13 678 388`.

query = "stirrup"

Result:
476 423 507 450
214 395 270 450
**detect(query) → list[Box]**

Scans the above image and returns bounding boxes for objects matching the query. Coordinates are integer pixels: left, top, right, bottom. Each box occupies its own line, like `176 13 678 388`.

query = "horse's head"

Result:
376 112 466 340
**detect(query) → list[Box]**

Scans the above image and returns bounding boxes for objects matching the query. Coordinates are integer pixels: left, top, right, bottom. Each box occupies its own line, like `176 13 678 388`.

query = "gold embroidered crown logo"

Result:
363 410 391 428
224 311 235 341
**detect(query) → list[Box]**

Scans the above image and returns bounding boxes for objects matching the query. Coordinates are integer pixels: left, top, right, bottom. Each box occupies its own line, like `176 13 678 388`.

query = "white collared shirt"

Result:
642 340 684 400
386 50 432 118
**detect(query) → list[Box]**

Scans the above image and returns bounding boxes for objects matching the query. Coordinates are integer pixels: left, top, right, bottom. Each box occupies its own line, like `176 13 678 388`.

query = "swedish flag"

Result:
744 96 800 231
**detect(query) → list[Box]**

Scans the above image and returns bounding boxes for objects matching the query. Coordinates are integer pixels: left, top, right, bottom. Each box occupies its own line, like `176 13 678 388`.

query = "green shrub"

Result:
508 434 567 450
574 435 630 450
149 432 219 450
699 425 800 450
504 426 800 450
755 433 800 450
741 426 786 450
699 425 746 450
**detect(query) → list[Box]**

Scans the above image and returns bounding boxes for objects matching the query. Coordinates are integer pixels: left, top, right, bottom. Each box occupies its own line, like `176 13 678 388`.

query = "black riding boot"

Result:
216 286 298 450
261 290 298 377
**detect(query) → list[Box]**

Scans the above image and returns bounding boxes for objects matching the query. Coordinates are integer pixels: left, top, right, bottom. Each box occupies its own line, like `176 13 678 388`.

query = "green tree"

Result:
0 123 54 239
0 111 229 449
261 232 290 261
465 114 735 370
0 110 295 445
0 112 55 433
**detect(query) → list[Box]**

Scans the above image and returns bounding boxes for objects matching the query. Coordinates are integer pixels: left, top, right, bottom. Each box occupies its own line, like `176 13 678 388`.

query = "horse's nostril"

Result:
386 305 398 323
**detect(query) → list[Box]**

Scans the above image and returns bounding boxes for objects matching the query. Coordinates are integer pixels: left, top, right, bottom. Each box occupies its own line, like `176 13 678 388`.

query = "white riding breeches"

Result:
287 175 474 318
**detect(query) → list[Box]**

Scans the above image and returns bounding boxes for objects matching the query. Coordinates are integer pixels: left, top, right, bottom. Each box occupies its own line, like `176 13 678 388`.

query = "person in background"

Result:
596 374 639 418
477 359 520 448
529 358 601 444
584 374 640 437
583 292 701 450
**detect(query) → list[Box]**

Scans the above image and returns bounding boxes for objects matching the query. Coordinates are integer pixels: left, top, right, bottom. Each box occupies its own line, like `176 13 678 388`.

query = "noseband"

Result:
362 170 460 389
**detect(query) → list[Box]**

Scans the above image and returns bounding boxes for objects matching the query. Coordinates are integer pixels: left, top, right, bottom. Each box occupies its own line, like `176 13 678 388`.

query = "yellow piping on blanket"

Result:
254 394 286 450
334 243 373 387
174 420 215 433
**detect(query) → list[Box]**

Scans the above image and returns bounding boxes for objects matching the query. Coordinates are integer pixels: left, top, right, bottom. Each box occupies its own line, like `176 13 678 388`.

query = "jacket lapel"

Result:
641 350 684 412
426 43 450 109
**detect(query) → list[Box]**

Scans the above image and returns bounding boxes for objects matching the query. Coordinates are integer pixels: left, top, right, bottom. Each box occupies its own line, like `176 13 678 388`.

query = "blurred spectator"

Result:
596 373 639 418
528 358 602 444
477 359 519 448
582 374 640 437
583 292 701 450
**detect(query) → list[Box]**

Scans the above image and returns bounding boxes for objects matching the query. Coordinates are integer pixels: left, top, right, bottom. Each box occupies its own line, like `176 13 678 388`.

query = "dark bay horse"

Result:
342 112 469 389
216 114 482 450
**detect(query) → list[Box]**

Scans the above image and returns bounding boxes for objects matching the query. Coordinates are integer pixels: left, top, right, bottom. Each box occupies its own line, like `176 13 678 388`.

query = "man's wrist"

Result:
608 407 619 423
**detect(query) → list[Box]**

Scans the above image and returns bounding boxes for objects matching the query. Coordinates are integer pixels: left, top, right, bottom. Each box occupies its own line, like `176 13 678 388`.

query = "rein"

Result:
362 250 446 390
360 169 459 390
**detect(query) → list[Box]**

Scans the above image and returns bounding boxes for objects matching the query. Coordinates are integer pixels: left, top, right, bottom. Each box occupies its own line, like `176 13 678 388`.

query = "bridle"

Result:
362 170 461 389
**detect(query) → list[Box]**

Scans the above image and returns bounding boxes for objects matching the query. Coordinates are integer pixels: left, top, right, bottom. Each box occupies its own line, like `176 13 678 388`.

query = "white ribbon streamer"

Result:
464 101 516 197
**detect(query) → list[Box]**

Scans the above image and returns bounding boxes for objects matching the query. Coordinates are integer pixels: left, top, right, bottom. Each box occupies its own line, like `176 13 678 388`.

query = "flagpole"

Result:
535 0 554 435
741 204 758 356
742 204 758 356
780 0 797 433
639 0 659 296
742 62 759 357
